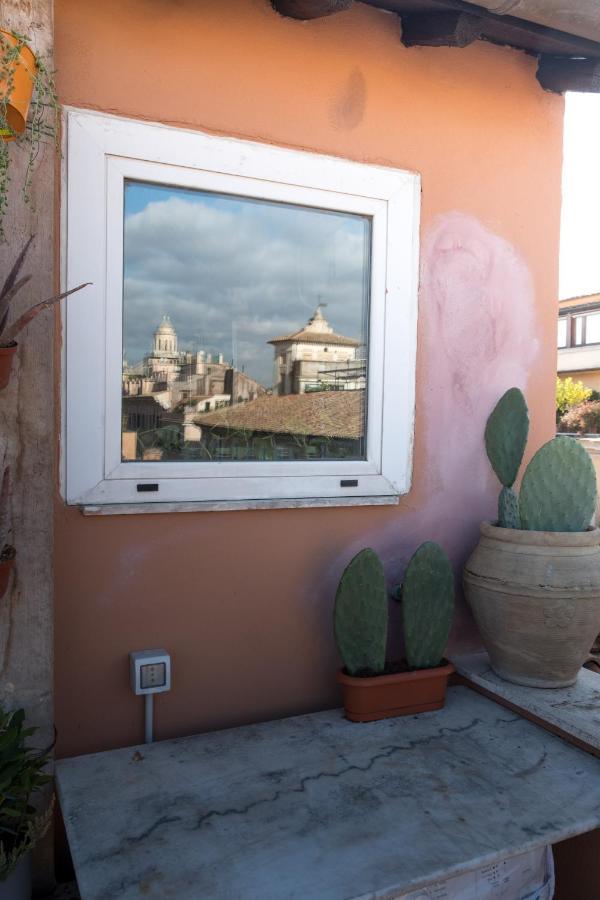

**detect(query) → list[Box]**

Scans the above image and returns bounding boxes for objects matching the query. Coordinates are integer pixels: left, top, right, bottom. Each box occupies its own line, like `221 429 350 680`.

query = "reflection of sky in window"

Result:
122 181 371 387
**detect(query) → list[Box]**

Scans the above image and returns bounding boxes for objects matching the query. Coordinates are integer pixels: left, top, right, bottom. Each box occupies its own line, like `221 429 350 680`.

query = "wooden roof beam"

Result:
401 11 483 48
537 56 600 93
272 0 353 19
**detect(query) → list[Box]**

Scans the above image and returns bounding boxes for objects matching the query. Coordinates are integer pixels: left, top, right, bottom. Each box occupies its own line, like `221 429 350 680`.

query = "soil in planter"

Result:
344 659 448 678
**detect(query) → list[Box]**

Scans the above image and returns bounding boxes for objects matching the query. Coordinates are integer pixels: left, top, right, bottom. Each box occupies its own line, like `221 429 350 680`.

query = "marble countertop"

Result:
452 651 600 756
56 687 600 900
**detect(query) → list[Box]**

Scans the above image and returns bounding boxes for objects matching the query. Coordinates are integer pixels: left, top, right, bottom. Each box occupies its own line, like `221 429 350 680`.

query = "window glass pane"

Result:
557 318 568 348
574 316 584 345
586 313 600 344
122 181 371 463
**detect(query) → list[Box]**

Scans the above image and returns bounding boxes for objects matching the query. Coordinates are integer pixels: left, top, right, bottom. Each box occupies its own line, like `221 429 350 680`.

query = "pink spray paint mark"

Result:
355 213 539 652
421 212 538 501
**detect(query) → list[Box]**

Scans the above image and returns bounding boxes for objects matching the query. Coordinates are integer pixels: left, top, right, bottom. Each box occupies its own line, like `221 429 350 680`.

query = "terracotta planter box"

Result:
0 343 17 390
337 662 455 723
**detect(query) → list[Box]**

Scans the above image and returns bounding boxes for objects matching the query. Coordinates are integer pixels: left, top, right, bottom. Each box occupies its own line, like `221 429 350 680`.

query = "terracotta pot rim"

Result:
0 342 18 353
337 661 454 688
480 520 600 547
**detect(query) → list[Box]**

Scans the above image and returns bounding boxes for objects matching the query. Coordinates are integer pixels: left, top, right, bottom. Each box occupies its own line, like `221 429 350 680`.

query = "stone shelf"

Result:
452 651 600 757
56 687 600 900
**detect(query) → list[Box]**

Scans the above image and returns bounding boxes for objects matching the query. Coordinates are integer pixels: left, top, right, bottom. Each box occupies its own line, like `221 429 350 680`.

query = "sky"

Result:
560 93 600 300
122 182 370 387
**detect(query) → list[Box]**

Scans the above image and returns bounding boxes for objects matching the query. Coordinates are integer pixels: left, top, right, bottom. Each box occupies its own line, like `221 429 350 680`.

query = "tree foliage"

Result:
556 377 592 422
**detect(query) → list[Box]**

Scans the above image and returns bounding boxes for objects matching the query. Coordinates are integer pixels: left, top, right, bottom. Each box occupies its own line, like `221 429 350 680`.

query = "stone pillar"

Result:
0 0 55 894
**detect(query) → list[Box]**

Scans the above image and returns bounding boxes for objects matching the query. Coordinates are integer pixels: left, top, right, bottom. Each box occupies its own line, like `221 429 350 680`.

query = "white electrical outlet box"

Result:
129 649 171 696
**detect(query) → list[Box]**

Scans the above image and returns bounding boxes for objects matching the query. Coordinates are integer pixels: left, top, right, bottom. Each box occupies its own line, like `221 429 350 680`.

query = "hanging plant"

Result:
0 30 60 239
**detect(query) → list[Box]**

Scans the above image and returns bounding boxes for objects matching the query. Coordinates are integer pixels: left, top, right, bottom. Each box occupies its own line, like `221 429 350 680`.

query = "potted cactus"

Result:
334 544 455 722
464 387 600 688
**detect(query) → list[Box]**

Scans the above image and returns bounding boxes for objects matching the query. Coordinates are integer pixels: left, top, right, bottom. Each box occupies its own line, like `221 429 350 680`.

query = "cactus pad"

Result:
519 436 597 532
334 549 387 676
485 388 529 488
402 542 454 670
498 486 520 529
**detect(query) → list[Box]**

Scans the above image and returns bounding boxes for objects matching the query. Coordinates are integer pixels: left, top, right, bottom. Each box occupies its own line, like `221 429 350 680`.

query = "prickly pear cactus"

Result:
519 436 597 532
334 549 387 676
498 486 520 530
402 542 454 670
485 388 529 488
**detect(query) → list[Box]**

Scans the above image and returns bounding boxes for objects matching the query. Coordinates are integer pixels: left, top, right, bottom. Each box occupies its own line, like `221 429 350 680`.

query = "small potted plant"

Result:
0 707 53 899
0 237 89 390
464 387 600 688
335 543 455 722
0 468 15 600
1 31 59 238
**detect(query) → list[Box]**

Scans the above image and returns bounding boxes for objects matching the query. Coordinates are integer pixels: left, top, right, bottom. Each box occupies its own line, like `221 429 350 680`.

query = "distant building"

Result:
195 309 366 460
558 292 600 390
122 316 264 460
268 306 365 395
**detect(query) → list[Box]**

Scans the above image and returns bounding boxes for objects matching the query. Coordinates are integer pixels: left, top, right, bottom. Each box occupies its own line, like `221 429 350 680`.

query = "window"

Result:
63 110 420 507
557 318 568 349
565 311 600 349
585 312 600 344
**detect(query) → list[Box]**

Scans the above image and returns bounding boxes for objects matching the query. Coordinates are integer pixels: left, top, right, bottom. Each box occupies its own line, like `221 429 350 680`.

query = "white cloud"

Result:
123 192 369 384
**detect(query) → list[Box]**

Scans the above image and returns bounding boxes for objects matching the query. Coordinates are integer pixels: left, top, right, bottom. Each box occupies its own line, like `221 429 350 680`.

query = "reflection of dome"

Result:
153 315 178 357
155 315 176 335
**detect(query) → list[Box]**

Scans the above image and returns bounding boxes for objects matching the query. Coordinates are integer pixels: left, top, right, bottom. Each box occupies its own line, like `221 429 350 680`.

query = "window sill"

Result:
80 495 400 516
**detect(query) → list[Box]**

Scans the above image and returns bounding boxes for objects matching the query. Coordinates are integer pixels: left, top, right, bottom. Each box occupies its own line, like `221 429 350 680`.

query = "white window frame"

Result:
62 108 420 508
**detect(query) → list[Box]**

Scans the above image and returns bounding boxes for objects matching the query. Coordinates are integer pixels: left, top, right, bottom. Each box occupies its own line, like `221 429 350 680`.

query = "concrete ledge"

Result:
81 495 400 515
57 687 600 900
452 651 600 757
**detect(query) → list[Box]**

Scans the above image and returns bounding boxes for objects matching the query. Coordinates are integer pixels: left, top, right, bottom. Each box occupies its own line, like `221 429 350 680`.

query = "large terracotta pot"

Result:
464 522 600 688
0 31 37 140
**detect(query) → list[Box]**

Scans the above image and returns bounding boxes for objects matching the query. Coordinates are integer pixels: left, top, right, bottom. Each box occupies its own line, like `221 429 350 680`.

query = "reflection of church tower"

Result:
268 305 362 395
153 315 178 355
146 315 183 383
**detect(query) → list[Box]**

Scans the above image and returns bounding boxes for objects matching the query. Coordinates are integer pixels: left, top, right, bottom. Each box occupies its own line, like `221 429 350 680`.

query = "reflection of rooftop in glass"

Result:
196 390 365 440
268 306 361 347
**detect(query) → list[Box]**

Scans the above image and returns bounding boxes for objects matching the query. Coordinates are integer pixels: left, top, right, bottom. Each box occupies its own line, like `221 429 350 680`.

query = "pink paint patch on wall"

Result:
421 212 537 499
373 214 539 656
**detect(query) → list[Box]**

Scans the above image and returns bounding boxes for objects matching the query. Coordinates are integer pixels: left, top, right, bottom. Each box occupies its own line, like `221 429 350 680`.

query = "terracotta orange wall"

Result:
53 0 563 757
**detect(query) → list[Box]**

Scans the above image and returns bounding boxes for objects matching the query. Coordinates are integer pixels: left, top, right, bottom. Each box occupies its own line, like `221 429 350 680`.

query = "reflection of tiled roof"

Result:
196 390 365 439
268 329 361 347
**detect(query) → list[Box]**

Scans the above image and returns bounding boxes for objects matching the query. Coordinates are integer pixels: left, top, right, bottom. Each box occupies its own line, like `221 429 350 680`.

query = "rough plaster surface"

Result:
53 0 562 755
0 0 55 892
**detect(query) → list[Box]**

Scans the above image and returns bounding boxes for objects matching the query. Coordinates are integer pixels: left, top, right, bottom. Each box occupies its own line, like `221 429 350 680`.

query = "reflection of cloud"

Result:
123 191 369 384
